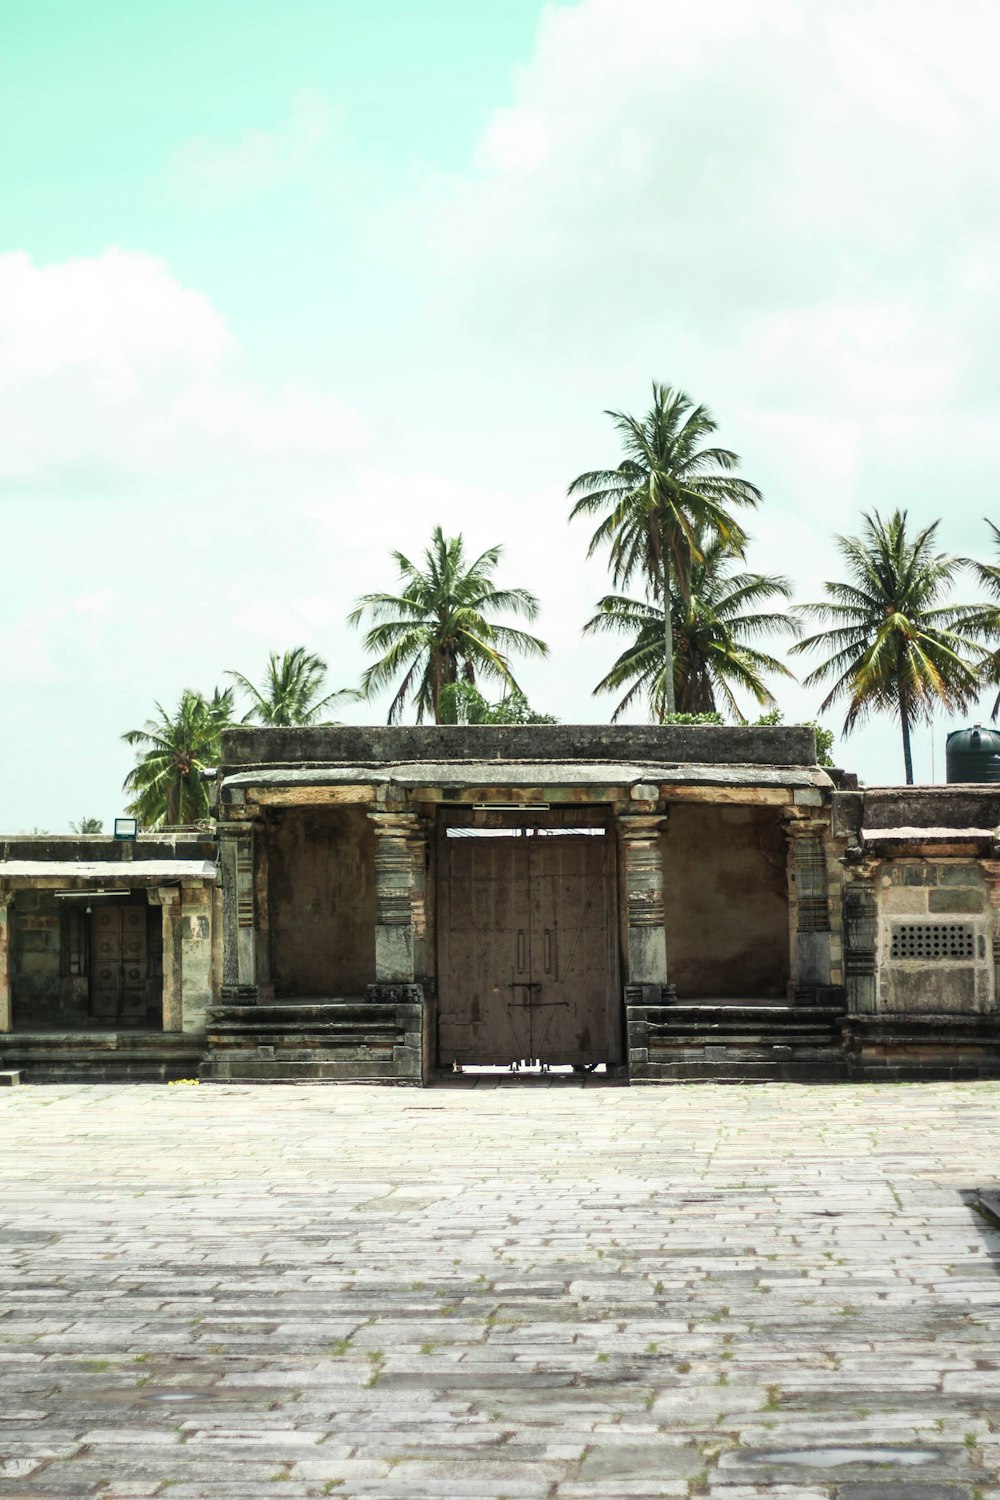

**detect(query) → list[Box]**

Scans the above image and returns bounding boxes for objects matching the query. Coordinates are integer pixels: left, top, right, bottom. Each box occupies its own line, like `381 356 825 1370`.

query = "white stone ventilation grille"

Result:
889 922 975 961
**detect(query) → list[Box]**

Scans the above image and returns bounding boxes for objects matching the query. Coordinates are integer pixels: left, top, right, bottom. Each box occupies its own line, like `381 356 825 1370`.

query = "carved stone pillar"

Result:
406 816 430 983
0 891 12 1034
981 860 1000 1008
368 812 423 983
219 822 257 998
843 869 878 1015
787 821 833 991
180 886 214 1033
148 887 182 1031
617 815 669 987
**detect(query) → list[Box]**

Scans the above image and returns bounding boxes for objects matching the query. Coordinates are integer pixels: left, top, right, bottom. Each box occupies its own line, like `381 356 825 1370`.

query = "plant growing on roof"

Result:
349 526 548 723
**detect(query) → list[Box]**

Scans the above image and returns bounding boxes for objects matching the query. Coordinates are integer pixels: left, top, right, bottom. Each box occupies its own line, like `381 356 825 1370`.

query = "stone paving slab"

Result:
0 1081 999 1497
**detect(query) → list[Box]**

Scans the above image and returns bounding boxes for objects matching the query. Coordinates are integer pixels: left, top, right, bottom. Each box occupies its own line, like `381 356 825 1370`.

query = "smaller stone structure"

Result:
0 834 219 1080
837 785 1000 1078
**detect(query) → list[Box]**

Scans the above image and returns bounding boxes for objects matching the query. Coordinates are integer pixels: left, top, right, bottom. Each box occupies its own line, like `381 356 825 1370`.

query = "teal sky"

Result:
3 0 1000 828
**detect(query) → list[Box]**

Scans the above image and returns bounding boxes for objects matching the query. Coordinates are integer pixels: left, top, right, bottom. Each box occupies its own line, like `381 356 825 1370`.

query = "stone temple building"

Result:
2 724 999 1083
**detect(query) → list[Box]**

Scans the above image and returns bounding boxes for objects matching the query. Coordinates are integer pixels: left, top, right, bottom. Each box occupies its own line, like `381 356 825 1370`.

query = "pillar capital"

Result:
367 810 424 839
147 886 180 907
617 813 669 843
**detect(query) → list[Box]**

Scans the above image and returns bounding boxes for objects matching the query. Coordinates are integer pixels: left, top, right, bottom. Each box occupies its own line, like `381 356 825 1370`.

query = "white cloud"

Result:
163 90 341 207
0 249 367 491
431 0 1000 418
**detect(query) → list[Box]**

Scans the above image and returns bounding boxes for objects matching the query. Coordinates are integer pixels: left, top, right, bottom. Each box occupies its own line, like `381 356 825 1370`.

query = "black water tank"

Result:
946 724 1000 783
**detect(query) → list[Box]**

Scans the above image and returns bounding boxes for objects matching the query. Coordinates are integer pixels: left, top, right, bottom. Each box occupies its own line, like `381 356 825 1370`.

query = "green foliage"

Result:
122 687 235 828
70 817 103 834
662 711 723 725
793 509 982 783
438 682 558 725
585 530 796 722
753 709 835 767
350 526 548 723
960 518 1000 719
569 382 764 714
809 722 836 767
229 646 352 727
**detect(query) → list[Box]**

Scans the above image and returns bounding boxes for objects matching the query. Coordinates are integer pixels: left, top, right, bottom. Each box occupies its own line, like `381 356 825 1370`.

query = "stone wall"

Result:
10 890 63 1025
662 805 790 998
266 806 376 997
874 861 994 1014
219 723 819 770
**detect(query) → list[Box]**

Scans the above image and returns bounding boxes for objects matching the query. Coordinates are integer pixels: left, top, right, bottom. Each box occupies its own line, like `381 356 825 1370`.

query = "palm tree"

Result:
122 687 235 827
349 527 549 723
568 383 763 714
585 535 798 721
792 510 983 784
228 646 352 727
961 519 1000 719
70 817 104 834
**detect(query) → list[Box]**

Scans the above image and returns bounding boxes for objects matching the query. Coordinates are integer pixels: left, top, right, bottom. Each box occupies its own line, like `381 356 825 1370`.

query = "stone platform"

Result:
2 1081 1000 1496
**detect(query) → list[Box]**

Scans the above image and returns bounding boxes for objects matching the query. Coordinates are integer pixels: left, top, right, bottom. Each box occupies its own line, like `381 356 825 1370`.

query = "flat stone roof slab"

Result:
221 762 831 793
0 859 217 880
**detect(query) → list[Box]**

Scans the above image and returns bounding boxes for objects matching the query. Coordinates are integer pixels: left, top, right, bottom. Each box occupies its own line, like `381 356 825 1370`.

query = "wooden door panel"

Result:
437 830 616 1068
529 836 612 1064
91 908 121 1019
90 906 150 1023
119 908 148 1020
438 838 532 1064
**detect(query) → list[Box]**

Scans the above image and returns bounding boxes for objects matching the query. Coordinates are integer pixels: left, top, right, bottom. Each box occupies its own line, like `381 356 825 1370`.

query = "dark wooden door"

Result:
90 907 148 1023
437 832 614 1066
528 834 613 1063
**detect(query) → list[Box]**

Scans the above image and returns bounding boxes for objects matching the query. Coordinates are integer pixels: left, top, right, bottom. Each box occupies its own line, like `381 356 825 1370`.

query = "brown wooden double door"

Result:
437 832 617 1067
90 906 150 1023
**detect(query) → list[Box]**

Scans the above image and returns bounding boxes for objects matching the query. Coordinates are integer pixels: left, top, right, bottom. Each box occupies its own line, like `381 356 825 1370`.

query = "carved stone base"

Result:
365 983 424 1007
220 984 259 1005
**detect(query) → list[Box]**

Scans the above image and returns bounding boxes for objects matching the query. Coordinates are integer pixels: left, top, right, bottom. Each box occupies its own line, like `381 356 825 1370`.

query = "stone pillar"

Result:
843 869 878 1015
368 811 422 983
407 816 430 983
0 891 12 1034
617 815 669 987
148 887 183 1031
787 820 833 992
219 822 257 998
982 860 1000 1007
180 886 214 1034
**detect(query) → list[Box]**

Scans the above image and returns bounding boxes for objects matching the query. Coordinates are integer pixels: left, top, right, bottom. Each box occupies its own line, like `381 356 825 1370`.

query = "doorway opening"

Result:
435 809 620 1072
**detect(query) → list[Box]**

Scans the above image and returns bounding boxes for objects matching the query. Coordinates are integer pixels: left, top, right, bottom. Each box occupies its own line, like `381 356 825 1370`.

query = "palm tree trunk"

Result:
899 684 914 785
663 547 676 718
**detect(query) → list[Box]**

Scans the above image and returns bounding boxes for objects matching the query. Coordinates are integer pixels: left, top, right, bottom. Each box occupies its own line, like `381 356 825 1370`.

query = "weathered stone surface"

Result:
219 723 820 772
3 1080 1000 1496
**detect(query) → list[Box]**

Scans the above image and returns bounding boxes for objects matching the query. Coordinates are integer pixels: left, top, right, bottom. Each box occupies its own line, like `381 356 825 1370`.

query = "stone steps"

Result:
635 1057 849 1083
629 999 847 1084
201 994 423 1084
0 1032 203 1083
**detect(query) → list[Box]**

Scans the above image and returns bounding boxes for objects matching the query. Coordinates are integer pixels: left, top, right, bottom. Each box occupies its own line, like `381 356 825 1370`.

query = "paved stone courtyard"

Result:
3 1080 1000 1499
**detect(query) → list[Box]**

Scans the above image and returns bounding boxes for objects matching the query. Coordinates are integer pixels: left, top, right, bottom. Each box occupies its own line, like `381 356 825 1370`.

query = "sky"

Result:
3 0 1000 830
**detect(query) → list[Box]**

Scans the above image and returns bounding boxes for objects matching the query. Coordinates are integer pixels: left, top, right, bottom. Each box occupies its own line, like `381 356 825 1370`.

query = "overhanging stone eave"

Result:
860 827 998 857
0 859 218 881
219 761 832 794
